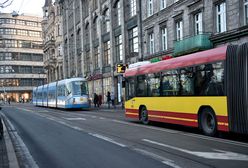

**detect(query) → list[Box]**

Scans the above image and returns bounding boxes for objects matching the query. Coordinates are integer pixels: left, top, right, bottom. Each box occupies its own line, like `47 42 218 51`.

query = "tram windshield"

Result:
71 81 88 95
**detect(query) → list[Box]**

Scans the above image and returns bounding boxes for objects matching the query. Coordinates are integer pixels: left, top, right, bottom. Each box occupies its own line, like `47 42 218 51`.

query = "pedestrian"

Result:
121 96 124 109
8 98 10 105
93 93 99 108
106 91 111 109
111 92 115 109
98 94 102 107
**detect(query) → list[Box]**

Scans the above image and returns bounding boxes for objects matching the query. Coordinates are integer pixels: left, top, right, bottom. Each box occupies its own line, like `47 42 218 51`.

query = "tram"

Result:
33 78 89 109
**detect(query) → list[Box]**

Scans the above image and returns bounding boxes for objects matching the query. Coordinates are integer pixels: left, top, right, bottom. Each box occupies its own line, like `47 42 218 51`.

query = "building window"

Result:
104 41 111 66
103 9 110 33
129 27 139 53
216 2 226 33
244 0 248 25
94 47 99 69
93 18 98 39
115 35 123 62
161 27 167 51
176 20 183 41
147 0 153 17
117 1 121 26
85 51 91 73
149 32 155 54
161 0 166 10
194 12 203 35
130 0 137 17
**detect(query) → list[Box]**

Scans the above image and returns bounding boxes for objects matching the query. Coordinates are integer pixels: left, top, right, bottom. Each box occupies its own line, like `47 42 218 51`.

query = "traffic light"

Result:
117 64 128 73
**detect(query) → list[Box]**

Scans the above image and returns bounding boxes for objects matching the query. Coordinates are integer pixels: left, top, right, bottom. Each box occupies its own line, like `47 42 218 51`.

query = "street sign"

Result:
117 64 128 73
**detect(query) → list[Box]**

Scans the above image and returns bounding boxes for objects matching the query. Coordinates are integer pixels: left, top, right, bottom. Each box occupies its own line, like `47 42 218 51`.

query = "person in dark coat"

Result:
106 91 111 109
93 93 99 108
98 95 102 107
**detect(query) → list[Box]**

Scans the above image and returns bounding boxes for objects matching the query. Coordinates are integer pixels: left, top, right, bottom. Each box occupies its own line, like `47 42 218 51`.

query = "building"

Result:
0 13 45 102
58 0 248 102
59 0 143 102
141 0 248 61
42 0 64 83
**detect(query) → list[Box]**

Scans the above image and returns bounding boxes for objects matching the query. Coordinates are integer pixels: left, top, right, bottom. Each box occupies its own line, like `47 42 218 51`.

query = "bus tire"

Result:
140 106 149 125
199 108 217 136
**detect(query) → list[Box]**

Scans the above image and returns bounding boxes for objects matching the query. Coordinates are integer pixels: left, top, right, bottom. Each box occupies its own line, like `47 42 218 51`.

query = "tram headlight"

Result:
80 97 87 102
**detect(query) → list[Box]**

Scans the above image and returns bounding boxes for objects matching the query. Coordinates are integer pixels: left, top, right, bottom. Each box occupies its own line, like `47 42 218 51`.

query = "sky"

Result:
0 0 45 16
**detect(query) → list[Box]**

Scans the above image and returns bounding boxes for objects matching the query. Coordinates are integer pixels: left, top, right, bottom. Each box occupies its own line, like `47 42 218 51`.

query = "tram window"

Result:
161 70 180 96
147 73 161 97
136 75 148 97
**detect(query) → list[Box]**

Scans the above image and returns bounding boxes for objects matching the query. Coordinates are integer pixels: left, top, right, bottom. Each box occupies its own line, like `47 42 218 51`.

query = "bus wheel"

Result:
140 106 149 125
200 108 217 136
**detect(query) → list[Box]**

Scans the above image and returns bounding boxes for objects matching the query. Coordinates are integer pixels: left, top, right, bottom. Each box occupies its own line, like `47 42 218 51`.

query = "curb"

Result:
1 113 20 168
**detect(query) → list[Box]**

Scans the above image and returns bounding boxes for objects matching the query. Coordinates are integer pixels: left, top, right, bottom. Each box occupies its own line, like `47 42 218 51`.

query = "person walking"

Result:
111 92 115 109
93 93 99 108
98 94 102 107
106 91 111 109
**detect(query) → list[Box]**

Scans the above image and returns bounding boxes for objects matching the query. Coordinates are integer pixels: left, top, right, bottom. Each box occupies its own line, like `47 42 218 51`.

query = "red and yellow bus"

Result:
124 43 248 136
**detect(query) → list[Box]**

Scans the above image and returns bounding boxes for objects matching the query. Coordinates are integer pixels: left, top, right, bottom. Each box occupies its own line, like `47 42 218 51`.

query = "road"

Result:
1 103 248 168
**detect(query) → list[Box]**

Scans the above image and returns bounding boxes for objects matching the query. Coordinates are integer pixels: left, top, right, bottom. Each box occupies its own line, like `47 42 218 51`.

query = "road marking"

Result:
112 119 248 148
133 148 181 168
88 133 126 147
63 117 86 121
99 117 106 120
142 139 248 161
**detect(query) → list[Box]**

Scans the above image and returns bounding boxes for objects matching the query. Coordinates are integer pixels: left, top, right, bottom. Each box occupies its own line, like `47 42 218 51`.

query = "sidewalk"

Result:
0 116 9 168
0 132 9 168
0 111 19 168
90 103 125 112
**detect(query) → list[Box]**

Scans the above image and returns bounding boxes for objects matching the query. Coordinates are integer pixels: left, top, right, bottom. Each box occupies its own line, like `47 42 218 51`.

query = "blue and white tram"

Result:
32 78 89 109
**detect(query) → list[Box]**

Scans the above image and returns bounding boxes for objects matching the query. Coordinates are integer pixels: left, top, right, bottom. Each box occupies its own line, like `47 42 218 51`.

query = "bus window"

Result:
180 68 195 95
196 62 224 96
161 70 180 96
126 77 135 100
136 75 148 97
147 73 161 97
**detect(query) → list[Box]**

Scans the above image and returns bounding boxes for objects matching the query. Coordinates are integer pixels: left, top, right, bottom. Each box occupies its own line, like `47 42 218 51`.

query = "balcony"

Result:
173 33 213 57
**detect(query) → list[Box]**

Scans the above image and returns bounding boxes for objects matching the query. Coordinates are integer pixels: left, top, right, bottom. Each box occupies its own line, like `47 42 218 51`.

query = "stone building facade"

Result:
0 13 45 102
141 0 248 61
57 0 248 101
59 0 143 102
42 0 64 83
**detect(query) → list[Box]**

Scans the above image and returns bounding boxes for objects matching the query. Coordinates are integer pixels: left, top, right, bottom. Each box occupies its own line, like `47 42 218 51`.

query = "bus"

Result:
33 78 90 109
124 43 248 136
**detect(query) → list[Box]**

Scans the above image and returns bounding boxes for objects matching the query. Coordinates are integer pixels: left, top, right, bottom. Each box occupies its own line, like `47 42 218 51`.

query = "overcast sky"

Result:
0 0 45 16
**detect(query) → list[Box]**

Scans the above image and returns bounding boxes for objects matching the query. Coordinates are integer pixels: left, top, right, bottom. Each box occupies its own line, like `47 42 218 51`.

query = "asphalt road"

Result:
1 103 248 168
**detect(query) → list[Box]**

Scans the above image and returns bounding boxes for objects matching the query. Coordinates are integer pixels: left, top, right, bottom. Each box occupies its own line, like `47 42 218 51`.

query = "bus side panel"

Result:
125 97 229 131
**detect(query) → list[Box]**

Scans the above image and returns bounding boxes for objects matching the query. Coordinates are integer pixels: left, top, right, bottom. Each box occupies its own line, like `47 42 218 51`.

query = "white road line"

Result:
99 117 106 120
142 139 248 161
88 133 126 147
133 148 182 168
62 117 86 121
112 119 248 148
